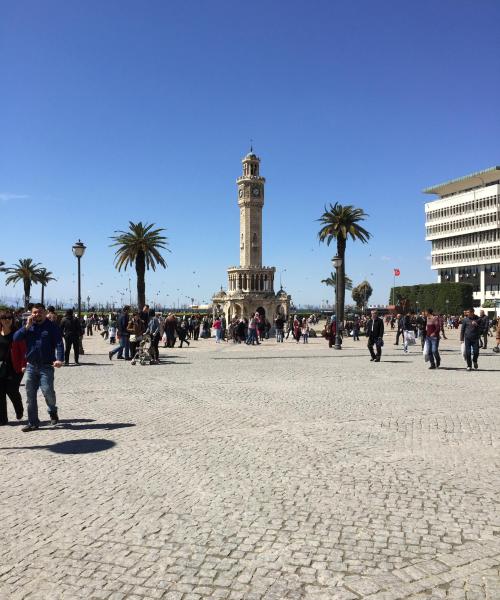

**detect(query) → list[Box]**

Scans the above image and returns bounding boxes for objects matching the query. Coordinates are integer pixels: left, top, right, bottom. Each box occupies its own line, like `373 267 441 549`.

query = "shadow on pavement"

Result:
0 438 115 454
59 422 135 431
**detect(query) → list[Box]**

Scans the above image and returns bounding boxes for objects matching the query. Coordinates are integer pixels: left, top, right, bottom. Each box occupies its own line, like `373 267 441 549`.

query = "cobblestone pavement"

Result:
1 327 499 600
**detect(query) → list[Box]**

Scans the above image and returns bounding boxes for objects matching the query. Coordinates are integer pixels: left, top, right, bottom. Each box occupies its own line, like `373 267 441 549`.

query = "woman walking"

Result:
0 311 25 425
147 310 161 363
301 318 309 343
127 312 146 359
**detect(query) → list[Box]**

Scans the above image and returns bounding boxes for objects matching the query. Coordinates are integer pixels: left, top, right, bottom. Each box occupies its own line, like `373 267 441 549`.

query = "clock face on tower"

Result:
252 186 260 197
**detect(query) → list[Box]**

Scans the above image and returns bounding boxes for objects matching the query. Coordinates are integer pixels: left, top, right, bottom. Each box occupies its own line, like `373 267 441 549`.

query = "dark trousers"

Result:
86 325 93 336
193 327 200 341
367 339 381 360
0 375 23 424
395 329 403 344
479 332 488 349
151 335 160 361
64 335 80 364
420 331 426 349
464 338 479 368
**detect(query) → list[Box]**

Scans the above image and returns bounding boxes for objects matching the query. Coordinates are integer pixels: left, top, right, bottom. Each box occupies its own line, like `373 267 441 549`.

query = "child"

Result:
109 318 117 344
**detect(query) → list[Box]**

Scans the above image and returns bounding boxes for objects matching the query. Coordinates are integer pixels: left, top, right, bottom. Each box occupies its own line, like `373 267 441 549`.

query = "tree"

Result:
389 283 473 315
317 203 371 322
321 271 353 290
0 261 6 272
352 280 373 309
37 268 56 306
110 221 169 310
4 258 42 308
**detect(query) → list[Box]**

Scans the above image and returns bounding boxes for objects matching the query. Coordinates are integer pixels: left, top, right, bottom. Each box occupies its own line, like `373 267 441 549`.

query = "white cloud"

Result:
0 193 29 203
380 255 391 262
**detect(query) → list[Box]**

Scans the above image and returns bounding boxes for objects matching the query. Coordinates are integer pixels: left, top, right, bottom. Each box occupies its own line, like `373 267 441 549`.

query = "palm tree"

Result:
321 271 353 291
0 261 6 272
317 203 371 322
5 258 42 308
37 268 56 306
110 221 169 309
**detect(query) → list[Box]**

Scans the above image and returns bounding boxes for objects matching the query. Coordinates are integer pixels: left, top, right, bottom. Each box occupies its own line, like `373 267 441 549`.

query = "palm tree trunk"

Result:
337 238 346 325
41 284 45 306
24 279 31 309
136 251 146 310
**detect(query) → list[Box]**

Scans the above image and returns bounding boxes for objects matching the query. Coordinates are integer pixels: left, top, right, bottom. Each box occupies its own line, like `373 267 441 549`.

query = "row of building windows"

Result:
431 229 499 250
432 246 500 265
426 212 498 236
426 194 498 221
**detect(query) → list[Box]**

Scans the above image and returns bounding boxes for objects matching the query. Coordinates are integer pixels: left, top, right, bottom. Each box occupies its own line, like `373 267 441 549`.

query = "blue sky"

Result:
1 0 499 308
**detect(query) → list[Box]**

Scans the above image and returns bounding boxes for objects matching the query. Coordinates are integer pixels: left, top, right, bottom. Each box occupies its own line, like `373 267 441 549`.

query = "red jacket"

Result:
10 339 27 374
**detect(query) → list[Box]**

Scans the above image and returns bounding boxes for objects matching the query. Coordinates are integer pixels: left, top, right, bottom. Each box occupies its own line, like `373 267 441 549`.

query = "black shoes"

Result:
50 411 59 426
16 409 23 421
473 362 478 370
370 357 375 361
22 424 39 432
374 358 380 362
108 351 113 360
429 365 436 369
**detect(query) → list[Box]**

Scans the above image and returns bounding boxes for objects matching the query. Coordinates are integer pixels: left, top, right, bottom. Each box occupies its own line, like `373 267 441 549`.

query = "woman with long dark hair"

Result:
0 310 26 425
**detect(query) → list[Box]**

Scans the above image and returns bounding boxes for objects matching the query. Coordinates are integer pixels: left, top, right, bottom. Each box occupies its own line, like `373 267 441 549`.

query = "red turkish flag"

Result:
394 268 400 277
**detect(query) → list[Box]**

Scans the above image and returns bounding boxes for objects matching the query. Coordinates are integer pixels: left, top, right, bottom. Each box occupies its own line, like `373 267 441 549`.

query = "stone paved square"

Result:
1 328 499 599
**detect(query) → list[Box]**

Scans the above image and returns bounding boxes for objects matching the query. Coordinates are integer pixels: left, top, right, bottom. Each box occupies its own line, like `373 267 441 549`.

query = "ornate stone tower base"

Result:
213 150 291 323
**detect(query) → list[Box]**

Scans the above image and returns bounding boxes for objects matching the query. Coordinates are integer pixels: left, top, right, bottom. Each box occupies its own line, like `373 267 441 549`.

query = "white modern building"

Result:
424 166 500 312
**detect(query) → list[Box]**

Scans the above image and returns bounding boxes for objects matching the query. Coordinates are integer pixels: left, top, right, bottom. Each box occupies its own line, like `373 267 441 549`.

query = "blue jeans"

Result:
25 364 57 426
424 336 440 367
110 335 130 359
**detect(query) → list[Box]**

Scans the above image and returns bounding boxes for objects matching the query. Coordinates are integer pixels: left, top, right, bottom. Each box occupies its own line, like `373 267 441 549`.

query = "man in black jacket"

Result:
366 309 384 362
60 309 83 365
460 308 483 370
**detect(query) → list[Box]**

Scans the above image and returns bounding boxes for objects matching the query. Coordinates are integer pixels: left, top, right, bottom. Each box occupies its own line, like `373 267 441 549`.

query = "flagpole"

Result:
392 270 395 307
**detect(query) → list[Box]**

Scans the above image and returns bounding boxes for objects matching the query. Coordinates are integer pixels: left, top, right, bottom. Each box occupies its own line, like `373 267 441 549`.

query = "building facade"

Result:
424 166 500 311
212 150 291 322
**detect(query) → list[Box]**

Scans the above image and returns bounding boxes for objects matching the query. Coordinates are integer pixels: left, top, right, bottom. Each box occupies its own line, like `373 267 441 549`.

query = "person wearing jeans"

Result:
424 308 441 369
13 304 64 432
109 306 130 360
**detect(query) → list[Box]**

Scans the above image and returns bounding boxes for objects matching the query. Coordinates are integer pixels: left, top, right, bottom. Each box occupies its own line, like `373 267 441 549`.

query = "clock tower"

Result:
212 148 291 322
237 151 265 267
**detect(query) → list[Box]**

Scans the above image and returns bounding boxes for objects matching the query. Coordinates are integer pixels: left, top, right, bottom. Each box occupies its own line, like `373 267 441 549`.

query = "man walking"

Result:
460 308 482 370
394 314 403 345
478 310 489 349
109 306 131 360
14 304 64 432
424 308 441 369
60 308 82 365
366 309 384 362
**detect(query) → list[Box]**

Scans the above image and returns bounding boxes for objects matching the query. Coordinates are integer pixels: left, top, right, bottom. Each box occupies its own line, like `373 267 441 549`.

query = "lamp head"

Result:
72 239 86 258
332 255 342 269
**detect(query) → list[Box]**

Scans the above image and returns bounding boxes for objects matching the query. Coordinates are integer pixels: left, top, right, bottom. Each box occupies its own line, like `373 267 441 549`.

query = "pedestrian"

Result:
424 308 441 369
493 318 500 353
177 319 191 347
59 308 83 365
460 308 482 370
109 315 117 345
213 316 223 343
394 314 403 345
402 313 414 354
301 318 309 343
128 312 146 359
13 304 64 432
478 310 489 349
246 314 259 345
109 306 131 360
352 317 360 341
274 314 285 343
147 310 161 363
416 310 427 349
0 310 25 425
164 313 177 347
86 314 93 336
366 309 384 362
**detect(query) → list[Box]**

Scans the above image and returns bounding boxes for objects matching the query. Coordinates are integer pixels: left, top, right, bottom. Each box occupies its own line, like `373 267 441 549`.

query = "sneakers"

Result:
22 424 39 432
466 366 472 371
50 411 59 425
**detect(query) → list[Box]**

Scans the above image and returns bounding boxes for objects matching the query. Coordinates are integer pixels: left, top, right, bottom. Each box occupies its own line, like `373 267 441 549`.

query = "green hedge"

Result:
389 283 473 314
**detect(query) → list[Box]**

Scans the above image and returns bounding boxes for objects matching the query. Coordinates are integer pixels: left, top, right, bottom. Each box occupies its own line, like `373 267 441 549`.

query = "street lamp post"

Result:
332 255 343 350
72 239 86 354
